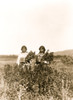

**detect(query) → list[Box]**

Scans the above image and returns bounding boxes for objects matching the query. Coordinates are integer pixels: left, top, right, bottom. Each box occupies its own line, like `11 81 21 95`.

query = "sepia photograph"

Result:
0 0 73 100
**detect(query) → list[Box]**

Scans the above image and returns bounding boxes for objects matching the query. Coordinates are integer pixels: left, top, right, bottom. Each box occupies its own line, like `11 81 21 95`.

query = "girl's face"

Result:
40 48 45 53
22 47 26 53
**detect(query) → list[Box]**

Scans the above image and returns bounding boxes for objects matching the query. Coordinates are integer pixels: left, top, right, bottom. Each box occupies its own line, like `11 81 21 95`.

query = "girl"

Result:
37 46 46 63
17 45 28 65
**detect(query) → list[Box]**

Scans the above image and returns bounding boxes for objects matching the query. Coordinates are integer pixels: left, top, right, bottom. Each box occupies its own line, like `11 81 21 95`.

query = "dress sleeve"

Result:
16 54 20 65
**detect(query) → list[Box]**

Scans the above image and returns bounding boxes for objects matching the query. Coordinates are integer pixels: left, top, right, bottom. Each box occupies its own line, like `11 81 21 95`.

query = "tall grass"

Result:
3 54 73 100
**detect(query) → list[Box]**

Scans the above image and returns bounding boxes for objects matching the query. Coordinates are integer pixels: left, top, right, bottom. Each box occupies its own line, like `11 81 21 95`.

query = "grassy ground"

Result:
0 56 73 100
0 57 17 100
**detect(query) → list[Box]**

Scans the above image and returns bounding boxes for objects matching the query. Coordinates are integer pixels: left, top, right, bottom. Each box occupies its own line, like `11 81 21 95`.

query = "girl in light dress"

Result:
17 45 28 66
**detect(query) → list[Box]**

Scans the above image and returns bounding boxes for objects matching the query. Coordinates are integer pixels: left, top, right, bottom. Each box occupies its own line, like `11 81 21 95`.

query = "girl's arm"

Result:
16 54 20 65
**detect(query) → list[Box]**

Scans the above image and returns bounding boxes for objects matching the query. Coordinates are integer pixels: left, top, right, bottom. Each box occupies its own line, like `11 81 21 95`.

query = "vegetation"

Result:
61 55 73 65
3 52 73 100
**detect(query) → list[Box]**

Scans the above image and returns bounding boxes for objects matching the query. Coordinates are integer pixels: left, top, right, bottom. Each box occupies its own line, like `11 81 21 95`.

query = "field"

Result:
0 55 17 100
0 55 73 100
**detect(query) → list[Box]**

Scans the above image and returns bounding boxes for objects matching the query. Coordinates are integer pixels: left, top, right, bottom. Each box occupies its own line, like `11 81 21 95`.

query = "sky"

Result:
0 0 73 54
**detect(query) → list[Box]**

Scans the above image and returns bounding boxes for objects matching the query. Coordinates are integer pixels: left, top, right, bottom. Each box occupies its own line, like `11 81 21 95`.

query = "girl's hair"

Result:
21 45 27 51
39 46 46 52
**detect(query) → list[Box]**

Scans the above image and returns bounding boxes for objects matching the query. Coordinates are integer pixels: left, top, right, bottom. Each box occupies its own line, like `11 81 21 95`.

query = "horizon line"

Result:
0 48 73 55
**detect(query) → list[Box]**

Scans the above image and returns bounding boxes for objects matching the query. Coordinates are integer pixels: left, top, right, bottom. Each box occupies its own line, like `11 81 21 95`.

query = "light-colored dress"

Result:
17 52 28 65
